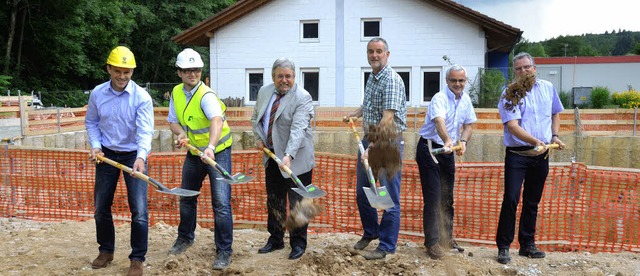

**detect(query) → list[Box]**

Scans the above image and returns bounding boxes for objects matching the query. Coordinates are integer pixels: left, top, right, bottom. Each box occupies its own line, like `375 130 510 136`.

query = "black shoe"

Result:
288 246 305 260
353 237 375 250
451 240 465 253
168 237 193 255
258 242 285 254
519 245 546 258
213 251 232 270
497 248 511 264
363 248 387 260
426 244 445 260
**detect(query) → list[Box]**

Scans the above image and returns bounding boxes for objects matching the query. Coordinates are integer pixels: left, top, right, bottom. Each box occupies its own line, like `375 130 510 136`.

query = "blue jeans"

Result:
177 147 233 253
415 138 456 247
496 149 549 249
356 136 403 253
94 147 148 261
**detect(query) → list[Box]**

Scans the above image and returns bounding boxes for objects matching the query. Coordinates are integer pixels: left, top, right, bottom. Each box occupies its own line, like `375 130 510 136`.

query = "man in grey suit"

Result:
250 57 315 260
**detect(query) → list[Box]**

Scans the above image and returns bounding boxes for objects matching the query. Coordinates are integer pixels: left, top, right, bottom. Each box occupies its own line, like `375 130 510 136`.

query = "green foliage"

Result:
590 86 610 109
517 30 640 57
611 90 640 109
558 90 573 109
514 38 547 57
39 90 90 108
0 0 237 106
469 68 506 108
0 75 12 92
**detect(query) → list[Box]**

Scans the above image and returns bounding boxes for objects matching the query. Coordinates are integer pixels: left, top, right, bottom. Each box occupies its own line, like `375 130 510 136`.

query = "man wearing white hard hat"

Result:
167 48 234 270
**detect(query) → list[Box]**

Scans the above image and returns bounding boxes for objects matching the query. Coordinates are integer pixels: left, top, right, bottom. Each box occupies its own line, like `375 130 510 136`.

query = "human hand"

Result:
255 140 264 150
175 136 189 148
203 147 216 161
89 148 103 162
552 136 565 150
281 155 292 169
132 158 146 175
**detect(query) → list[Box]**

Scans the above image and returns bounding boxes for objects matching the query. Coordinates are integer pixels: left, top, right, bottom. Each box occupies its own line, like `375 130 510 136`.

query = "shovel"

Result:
262 147 327 199
95 155 200 197
180 142 254 184
346 118 395 210
534 143 560 151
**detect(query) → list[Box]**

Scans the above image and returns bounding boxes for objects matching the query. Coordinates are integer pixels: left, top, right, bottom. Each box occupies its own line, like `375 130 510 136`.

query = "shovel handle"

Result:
534 143 560 152
182 142 235 179
262 147 307 189
95 155 162 191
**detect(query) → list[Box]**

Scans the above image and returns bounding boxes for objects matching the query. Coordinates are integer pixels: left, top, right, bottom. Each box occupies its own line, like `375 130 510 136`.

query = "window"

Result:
394 68 411 101
300 20 319 42
247 69 264 102
301 69 319 101
422 68 441 102
361 18 381 40
363 69 410 102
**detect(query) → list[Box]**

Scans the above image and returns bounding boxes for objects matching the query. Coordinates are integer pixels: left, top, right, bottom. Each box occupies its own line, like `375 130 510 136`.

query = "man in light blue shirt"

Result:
85 46 154 276
495 52 565 265
416 65 476 259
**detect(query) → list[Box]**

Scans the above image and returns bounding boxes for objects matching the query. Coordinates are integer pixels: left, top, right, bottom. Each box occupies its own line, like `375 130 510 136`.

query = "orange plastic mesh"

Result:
1 146 639 253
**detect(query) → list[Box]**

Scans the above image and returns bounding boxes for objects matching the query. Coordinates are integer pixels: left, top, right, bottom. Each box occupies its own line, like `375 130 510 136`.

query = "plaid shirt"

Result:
362 64 407 134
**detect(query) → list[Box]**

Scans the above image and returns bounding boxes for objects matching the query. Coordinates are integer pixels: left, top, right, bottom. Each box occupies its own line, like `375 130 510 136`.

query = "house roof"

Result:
172 0 522 53
536 56 640 65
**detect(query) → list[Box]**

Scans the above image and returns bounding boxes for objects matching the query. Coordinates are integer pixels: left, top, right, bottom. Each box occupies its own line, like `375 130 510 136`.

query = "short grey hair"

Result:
368 37 389 52
513 52 535 66
446 65 467 78
272 57 296 77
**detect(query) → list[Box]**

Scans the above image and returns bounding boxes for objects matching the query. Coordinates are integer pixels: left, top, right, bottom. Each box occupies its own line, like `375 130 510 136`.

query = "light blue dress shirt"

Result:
85 80 154 160
498 78 564 147
419 87 477 144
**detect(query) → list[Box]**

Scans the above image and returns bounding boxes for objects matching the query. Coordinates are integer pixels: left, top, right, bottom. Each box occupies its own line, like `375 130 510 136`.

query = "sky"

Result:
454 0 640 42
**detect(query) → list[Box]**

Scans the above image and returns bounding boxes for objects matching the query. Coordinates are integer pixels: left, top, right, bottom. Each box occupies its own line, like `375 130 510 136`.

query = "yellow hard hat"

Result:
106 46 136 68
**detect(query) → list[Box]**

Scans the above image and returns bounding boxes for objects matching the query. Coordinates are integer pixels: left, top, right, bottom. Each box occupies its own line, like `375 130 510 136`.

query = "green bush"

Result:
590 86 610 108
469 68 506 108
558 90 573 109
612 90 640 108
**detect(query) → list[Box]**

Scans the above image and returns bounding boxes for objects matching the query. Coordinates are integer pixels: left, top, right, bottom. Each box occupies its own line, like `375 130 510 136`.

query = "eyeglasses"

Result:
515 65 534 72
180 68 202 74
447 78 466 83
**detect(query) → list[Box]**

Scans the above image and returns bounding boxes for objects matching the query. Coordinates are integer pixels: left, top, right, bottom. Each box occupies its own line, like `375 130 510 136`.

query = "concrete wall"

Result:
17 129 640 169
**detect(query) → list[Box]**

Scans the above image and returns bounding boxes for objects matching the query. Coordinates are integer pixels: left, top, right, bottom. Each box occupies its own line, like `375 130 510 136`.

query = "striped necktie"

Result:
266 93 284 148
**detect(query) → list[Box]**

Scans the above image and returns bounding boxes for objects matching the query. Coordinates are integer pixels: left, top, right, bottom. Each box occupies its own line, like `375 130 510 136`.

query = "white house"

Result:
173 0 521 107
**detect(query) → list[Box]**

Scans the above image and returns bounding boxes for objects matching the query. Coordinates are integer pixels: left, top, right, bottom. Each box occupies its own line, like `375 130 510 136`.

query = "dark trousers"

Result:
264 158 311 249
416 138 456 247
94 147 148 261
496 149 549 249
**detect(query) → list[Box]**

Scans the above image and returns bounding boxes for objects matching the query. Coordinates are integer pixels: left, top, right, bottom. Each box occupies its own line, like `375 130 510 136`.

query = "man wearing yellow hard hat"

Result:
85 45 154 276
167 48 234 270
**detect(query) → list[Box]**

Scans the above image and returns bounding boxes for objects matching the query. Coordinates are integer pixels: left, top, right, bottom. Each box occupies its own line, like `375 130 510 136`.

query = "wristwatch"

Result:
284 153 292 159
207 144 216 151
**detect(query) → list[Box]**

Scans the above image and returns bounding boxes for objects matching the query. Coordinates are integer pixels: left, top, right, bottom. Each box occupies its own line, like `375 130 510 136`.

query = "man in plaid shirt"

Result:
344 37 407 260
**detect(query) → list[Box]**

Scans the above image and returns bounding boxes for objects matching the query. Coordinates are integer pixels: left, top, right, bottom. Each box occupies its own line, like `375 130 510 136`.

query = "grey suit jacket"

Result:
251 83 315 178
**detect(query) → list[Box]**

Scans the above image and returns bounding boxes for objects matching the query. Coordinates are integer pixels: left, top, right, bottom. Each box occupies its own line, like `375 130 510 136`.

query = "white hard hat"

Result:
175 48 204 68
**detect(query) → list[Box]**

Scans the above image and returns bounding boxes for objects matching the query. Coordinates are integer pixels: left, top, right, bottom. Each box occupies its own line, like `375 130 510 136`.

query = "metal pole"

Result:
57 108 62 133
634 107 637 136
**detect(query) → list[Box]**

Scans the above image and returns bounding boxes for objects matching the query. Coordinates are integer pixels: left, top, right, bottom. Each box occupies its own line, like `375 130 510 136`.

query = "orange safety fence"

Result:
1 146 639 253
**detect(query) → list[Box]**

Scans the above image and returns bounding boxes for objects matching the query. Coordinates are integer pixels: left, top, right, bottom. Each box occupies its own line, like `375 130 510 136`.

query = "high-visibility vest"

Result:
172 83 232 154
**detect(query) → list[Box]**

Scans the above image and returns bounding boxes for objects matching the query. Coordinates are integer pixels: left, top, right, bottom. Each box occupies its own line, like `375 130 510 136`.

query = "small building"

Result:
535 56 640 96
173 0 521 107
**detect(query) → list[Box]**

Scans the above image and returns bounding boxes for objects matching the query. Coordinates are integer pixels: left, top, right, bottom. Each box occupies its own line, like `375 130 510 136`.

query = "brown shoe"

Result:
91 252 114 269
127 260 143 276
426 244 445 260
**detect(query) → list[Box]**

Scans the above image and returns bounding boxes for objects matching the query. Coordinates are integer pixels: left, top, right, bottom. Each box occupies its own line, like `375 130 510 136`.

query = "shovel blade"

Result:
156 188 200 197
291 184 327 199
217 173 254 184
363 186 395 210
